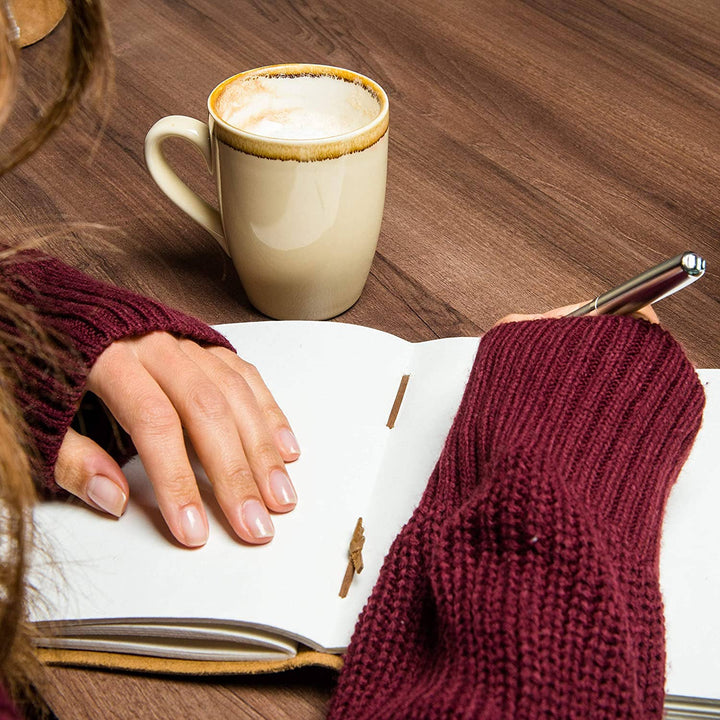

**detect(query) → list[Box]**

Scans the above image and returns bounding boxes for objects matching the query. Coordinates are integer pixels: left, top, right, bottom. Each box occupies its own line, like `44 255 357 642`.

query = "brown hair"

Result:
0 285 41 709
0 0 112 708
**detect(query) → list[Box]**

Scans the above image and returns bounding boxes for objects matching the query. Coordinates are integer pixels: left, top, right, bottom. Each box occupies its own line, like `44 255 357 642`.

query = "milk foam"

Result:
215 75 380 140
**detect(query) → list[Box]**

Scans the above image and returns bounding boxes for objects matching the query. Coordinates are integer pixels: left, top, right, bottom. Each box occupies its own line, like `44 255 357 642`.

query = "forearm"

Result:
447 315 704 549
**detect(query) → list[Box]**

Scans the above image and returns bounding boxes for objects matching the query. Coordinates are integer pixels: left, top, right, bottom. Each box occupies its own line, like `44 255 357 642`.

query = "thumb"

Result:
55 428 129 518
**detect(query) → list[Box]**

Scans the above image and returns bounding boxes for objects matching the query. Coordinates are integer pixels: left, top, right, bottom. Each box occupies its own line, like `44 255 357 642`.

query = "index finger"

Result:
551 303 659 323
494 302 659 327
89 357 210 548
493 303 585 326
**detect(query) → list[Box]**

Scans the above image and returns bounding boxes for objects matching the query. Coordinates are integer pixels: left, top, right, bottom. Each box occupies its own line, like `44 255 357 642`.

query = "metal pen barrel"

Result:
569 252 705 317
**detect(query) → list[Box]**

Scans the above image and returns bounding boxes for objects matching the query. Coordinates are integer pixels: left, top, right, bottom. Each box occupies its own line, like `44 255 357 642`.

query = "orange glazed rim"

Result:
208 64 389 162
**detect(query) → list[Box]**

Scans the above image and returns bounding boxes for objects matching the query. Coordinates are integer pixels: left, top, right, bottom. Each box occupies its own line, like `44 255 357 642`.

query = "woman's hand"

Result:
494 302 659 326
53 332 300 548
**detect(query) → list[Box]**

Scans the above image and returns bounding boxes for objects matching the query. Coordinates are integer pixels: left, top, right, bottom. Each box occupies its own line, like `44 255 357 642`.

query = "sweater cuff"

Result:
1 251 235 493
457 316 705 553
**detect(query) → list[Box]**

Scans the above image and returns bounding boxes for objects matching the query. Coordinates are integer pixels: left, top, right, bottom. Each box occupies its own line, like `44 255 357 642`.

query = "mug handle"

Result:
144 115 228 254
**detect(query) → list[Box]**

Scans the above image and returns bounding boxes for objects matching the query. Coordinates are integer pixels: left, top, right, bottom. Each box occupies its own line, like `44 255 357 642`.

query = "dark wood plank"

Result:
33 666 335 720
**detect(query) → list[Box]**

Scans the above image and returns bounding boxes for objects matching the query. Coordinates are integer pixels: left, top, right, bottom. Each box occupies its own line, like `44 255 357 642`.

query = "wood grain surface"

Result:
3 0 720 717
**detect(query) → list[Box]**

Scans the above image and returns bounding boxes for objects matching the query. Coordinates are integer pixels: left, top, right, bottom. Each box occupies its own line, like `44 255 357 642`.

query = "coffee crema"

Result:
214 74 380 141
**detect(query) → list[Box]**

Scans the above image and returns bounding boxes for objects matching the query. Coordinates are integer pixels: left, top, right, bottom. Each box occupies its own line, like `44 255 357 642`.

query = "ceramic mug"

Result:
144 63 389 320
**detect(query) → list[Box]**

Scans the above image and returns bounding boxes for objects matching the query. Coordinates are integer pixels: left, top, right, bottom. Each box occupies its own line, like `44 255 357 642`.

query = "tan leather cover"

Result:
36 647 344 675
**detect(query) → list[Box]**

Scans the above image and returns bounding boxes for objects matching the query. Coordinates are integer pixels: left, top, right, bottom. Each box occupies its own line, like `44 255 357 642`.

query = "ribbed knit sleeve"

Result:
439 316 705 557
0 250 234 493
329 316 705 720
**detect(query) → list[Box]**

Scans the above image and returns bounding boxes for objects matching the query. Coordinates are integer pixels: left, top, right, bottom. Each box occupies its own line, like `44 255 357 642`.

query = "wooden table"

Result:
3 0 719 717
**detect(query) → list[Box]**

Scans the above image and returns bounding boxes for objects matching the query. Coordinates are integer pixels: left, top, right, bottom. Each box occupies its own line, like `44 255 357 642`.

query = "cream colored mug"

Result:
144 64 389 320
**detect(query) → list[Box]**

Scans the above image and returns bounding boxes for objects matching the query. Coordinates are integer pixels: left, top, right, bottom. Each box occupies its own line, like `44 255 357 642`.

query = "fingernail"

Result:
269 469 297 508
87 475 127 517
180 505 208 547
242 499 275 540
277 428 301 458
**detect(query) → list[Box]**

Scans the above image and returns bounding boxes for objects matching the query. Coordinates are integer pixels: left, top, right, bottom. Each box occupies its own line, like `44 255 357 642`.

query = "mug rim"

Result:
208 63 389 162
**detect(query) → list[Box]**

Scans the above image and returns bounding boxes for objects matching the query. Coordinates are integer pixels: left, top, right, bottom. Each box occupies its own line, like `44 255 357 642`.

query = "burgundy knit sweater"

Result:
329 316 705 719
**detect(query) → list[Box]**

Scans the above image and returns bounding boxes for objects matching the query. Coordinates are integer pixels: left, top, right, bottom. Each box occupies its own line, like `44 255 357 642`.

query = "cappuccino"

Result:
214 74 380 140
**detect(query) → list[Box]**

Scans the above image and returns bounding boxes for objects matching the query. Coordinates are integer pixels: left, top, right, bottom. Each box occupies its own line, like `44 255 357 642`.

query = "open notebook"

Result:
28 322 719 714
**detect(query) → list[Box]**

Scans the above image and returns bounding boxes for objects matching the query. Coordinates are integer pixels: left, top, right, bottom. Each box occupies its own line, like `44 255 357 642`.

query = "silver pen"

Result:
568 251 706 317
